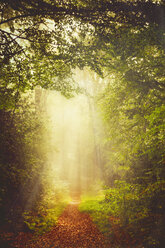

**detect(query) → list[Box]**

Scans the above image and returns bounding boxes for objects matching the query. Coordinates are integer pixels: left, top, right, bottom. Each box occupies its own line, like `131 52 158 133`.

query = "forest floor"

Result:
0 202 111 248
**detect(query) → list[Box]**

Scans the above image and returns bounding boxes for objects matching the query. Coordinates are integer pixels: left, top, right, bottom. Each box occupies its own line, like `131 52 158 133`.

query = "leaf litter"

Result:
2 204 110 248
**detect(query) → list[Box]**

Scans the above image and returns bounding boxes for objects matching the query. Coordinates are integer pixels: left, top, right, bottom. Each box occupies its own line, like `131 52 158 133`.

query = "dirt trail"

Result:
10 203 110 248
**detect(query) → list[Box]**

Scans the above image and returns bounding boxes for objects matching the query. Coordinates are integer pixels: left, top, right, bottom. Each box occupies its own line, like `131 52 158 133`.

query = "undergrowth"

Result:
23 185 71 235
79 180 165 248
23 202 67 235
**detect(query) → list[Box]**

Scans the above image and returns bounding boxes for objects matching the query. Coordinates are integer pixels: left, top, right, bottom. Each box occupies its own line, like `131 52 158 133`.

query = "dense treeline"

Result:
0 94 44 229
0 92 68 235
98 25 165 184
80 23 165 248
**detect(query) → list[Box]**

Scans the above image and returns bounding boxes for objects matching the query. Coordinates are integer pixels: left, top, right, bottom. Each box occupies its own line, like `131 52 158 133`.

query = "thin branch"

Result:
0 14 36 25
0 29 51 44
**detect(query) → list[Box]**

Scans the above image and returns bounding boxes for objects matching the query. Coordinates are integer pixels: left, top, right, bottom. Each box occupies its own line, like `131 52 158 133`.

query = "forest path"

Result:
11 203 110 248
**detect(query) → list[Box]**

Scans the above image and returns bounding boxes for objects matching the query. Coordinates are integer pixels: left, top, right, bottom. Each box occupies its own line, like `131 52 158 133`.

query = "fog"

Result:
39 69 104 200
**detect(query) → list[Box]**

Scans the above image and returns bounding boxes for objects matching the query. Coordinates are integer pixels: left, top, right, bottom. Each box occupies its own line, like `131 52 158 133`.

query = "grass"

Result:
79 191 112 235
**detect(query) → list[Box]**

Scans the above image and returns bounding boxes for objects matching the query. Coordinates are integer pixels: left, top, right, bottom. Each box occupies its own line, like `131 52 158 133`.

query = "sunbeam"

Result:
44 70 103 200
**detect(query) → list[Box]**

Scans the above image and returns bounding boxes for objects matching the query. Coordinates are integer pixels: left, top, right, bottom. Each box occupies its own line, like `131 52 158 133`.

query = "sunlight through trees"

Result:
0 0 165 247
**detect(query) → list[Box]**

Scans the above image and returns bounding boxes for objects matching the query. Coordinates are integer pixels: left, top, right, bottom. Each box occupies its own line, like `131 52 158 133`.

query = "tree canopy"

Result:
0 0 165 109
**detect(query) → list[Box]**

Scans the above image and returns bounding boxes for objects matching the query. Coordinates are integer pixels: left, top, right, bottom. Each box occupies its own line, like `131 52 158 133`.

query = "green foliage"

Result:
104 181 150 224
0 91 60 230
0 94 42 224
94 23 165 247
97 24 165 184
23 201 67 235
80 179 165 246
79 194 111 235
1 0 164 107
0 1 164 246
23 174 70 234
